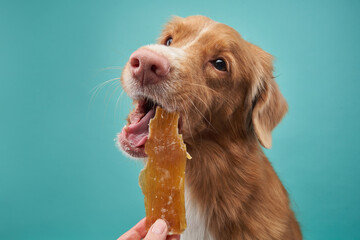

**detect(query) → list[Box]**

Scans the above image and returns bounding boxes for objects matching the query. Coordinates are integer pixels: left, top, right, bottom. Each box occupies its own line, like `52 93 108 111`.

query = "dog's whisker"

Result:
186 95 219 135
105 82 120 107
186 82 219 94
104 80 121 105
178 95 195 142
114 89 125 122
187 91 212 117
186 82 233 106
90 78 119 103
90 78 120 94
89 78 120 111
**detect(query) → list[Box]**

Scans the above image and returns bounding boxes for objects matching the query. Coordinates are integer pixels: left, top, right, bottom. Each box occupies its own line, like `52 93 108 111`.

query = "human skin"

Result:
117 218 180 240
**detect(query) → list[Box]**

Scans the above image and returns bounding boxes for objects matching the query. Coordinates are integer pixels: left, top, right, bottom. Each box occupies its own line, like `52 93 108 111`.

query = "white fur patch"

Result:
181 186 214 240
180 22 216 50
144 44 186 64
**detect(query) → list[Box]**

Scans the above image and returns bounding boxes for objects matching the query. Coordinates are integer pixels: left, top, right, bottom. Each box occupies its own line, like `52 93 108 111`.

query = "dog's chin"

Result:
117 132 147 158
116 98 156 159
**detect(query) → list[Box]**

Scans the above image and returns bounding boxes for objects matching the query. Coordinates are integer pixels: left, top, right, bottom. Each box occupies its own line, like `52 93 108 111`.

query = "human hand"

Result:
117 218 180 240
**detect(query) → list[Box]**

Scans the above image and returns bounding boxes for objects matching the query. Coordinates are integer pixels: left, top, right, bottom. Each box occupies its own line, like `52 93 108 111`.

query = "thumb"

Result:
144 219 168 240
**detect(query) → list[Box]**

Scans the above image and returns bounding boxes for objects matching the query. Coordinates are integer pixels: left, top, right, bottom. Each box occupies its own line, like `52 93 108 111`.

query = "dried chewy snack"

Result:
139 107 190 234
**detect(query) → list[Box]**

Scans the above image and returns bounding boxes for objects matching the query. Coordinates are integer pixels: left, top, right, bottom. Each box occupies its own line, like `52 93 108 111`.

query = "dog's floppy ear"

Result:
250 46 288 149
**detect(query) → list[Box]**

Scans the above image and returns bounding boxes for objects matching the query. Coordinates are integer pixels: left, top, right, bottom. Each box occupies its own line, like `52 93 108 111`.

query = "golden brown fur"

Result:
160 16 301 240
121 15 302 239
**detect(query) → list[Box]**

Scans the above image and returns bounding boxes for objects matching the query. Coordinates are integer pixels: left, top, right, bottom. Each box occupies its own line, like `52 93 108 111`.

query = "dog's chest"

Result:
181 186 214 240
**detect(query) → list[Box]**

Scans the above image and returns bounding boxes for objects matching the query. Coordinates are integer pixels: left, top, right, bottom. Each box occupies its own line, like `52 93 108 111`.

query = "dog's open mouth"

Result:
118 98 183 158
117 98 158 158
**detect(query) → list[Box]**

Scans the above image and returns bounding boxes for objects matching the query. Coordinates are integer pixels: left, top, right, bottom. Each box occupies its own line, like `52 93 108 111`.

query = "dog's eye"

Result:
165 37 173 46
211 59 227 71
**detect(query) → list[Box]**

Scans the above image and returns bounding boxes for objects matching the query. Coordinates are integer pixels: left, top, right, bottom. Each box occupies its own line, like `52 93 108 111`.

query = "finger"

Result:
144 219 168 240
166 234 180 240
117 218 147 240
131 218 148 237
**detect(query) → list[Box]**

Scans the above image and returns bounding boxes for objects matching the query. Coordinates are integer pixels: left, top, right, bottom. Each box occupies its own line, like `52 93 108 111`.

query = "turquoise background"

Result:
1 0 359 239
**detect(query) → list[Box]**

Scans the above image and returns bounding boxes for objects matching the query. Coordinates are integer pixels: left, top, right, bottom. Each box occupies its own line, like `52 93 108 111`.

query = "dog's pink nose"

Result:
129 48 170 85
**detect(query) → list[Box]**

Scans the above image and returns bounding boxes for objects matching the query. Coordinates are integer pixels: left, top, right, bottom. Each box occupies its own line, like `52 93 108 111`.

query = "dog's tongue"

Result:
125 108 156 147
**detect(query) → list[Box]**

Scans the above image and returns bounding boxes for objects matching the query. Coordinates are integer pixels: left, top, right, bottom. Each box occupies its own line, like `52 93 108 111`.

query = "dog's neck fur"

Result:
183 130 301 239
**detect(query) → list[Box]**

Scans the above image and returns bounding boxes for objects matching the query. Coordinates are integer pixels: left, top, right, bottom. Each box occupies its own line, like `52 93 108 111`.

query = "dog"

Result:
117 15 302 240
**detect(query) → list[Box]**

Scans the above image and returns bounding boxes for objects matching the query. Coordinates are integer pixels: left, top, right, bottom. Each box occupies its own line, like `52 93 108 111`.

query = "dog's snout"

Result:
129 48 170 85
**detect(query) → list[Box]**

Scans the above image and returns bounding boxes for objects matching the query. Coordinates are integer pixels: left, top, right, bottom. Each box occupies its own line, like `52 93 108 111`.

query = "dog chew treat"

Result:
140 107 190 234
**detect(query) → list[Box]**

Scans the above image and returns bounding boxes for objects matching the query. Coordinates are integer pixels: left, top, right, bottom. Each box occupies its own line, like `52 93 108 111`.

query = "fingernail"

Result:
151 219 166 234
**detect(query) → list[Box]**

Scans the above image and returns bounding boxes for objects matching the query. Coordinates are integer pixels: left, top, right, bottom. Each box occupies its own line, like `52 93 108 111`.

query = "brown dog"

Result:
118 15 302 240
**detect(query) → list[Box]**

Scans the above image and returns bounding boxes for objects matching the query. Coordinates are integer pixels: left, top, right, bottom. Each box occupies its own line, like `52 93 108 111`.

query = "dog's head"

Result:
118 16 287 158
